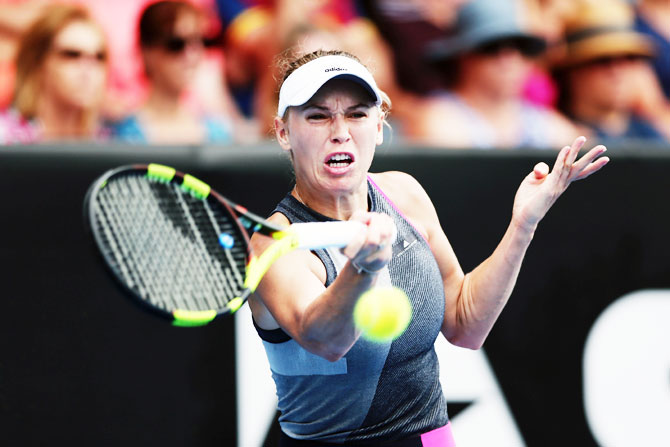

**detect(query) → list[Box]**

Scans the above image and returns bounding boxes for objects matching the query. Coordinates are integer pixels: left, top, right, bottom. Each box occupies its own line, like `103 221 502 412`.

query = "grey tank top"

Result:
255 176 449 444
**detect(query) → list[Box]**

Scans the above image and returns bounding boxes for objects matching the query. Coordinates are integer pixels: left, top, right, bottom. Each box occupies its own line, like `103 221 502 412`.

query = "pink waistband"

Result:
420 422 456 447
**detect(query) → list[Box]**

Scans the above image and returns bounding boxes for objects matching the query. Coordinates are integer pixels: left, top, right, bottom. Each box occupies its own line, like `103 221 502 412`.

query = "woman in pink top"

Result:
0 3 109 144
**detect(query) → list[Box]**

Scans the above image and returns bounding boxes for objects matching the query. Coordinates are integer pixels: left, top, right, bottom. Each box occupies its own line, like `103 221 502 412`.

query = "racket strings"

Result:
97 181 155 302
201 198 246 288
170 186 240 309
93 173 247 313
99 177 187 310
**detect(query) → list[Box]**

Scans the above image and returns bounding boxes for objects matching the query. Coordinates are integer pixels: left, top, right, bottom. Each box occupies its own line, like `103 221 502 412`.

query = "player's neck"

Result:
292 182 368 221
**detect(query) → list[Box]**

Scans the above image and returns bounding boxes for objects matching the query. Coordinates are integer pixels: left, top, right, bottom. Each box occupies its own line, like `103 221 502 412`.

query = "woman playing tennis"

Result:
249 49 609 446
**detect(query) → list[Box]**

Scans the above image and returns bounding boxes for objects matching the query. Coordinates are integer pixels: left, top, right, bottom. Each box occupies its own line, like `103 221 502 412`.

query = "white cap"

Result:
277 55 383 117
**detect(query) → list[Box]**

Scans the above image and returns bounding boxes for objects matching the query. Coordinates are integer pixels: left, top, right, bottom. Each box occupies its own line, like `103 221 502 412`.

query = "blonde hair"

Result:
13 4 106 122
276 49 392 121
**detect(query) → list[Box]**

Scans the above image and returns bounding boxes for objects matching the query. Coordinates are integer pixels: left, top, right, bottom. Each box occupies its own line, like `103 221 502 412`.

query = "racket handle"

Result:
290 221 396 250
244 222 365 293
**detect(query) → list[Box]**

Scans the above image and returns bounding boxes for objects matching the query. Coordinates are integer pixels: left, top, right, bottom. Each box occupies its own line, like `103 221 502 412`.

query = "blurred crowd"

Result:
0 0 668 148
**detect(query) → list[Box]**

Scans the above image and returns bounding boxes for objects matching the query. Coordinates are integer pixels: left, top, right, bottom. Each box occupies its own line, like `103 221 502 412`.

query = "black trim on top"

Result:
252 317 292 344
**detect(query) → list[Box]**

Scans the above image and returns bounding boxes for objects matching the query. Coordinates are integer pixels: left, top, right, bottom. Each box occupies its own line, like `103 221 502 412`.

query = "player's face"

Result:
276 79 384 197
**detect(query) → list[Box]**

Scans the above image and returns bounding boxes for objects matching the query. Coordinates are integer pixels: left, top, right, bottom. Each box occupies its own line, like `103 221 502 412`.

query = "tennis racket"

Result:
84 163 366 327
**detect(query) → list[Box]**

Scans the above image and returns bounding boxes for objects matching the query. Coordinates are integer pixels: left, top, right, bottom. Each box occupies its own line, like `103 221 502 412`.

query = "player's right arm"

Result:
248 211 393 361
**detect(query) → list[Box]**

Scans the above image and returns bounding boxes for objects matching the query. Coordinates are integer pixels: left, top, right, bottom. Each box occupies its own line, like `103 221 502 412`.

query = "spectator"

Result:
80 0 251 140
416 0 577 149
552 0 667 142
0 1 234 125
356 0 479 141
111 0 233 144
0 3 109 144
358 0 471 96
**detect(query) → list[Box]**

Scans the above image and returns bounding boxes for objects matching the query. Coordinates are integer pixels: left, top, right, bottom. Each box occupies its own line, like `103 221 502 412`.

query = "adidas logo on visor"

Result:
277 55 383 116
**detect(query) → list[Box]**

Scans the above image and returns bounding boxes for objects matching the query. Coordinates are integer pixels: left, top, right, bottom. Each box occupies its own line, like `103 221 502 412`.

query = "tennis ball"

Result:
353 287 412 342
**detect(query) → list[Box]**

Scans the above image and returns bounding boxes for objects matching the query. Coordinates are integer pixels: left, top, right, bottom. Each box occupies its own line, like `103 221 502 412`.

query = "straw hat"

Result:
551 0 655 69
425 0 545 61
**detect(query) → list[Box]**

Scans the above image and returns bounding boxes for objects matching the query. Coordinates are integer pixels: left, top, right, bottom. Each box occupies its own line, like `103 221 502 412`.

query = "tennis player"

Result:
248 49 609 446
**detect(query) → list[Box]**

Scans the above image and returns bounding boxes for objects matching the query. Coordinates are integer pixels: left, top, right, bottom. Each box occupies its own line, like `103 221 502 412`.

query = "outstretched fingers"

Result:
551 141 575 181
571 144 608 178
554 136 586 182
573 153 610 181
551 144 571 176
566 136 586 166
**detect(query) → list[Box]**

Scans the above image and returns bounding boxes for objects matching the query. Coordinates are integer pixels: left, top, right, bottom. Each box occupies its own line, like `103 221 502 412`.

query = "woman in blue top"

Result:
112 1 232 145
249 49 609 446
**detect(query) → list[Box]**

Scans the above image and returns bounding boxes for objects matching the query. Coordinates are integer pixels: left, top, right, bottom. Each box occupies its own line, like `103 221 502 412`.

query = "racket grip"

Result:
291 221 396 250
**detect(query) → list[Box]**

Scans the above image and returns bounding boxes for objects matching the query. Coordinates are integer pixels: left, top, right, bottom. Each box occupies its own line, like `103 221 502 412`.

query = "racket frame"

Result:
84 163 285 326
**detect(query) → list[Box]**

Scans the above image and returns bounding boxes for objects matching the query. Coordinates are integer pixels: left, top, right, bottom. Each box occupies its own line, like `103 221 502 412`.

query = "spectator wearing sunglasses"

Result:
417 0 578 149
0 3 110 144
111 0 233 145
551 0 667 143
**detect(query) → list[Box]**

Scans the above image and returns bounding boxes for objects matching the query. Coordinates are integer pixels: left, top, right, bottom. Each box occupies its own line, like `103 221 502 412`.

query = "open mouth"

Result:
325 152 354 168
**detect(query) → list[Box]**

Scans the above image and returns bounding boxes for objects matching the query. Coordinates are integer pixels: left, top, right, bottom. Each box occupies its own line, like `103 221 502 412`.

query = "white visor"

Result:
277 55 383 117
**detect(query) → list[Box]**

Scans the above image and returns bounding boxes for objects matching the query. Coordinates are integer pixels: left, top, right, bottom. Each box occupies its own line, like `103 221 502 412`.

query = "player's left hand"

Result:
512 136 609 232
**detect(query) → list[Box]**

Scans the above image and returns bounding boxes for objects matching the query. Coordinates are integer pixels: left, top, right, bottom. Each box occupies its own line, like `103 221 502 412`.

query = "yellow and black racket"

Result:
84 163 363 327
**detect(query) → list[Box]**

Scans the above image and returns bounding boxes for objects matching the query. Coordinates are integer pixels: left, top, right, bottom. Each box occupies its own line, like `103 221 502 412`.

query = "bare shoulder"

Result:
247 210 326 330
369 171 437 239
249 211 291 251
370 171 429 202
